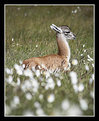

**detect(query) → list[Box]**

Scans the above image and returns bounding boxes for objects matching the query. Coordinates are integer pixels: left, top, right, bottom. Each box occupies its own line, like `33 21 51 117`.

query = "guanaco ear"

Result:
50 24 62 33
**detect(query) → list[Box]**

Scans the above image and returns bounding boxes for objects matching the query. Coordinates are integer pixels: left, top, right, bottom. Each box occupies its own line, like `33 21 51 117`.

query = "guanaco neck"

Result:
56 33 70 61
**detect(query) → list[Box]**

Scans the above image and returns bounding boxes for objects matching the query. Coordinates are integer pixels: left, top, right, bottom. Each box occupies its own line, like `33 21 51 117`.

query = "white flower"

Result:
80 54 83 56
16 43 19 46
54 73 60 77
89 78 93 84
72 10 74 13
85 65 89 71
36 45 38 48
67 104 83 116
44 71 50 79
21 78 39 93
22 64 25 69
92 74 94 80
17 77 20 86
45 77 55 90
47 94 55 103
92 63 94 68
5 68 13 75
41 64 47 70
19 60 22 64
48 69 54 74
74 9 77 13
32 67 36 72
61 99 70 111
69 71 78 85
90 91 94 99
36 108 45 116
77 6 80 9
10 96 20 110
60 75 63 80
83 44 85 47
79 99 88 111
72 9 77 14
72 59 78 65
12 38 14 41
14 64 23 75
56 79 61 87
24 69 33 78
6 75 17 87
25 93 32 100
13 96 20 105
34 102 41 108
23 110 34 116
31 79 39 93
39 94 43 100
78 83 84 92
21 80 32 92
73 84 78 93
84 49 86 52
6 75 13 84
35 70 40 77
66 62 71 70
5 68 11 74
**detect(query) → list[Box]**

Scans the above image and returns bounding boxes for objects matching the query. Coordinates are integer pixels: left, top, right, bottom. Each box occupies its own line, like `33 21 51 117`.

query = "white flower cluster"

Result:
24 69 33 78
69 71 78 85
10 96 20 110
89 73 94 84
72 6 81 14
45 77 55 90
66 104 83 116
5 68 13 75
23 110 34 116
21 78 39 94
79 98 88 111
5 54 94 116
34 101 45 116
61 98 83 116
61 99 70 111
69 71 84 93
14 64 23 75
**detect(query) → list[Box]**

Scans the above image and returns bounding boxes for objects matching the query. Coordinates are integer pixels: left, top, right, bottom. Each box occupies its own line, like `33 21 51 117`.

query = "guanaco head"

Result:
50 24 76 40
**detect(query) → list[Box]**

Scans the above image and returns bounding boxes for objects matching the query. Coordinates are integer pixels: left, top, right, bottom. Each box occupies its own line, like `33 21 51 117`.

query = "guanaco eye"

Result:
64 31 70 34
66 31 70 33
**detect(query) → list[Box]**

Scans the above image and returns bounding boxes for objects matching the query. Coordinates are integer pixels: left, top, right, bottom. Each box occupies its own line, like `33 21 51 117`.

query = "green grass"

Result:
5 5 94 116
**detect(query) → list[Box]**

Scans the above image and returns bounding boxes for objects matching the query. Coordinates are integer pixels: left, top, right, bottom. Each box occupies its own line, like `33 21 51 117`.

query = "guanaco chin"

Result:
23 24 76 72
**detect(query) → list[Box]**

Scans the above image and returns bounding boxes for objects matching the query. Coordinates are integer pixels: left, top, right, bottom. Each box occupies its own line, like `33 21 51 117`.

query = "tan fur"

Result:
57 34 70 58
23 54 68 70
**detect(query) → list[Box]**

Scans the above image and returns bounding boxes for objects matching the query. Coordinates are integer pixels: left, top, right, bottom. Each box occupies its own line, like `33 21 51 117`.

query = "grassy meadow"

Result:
5 5 94 116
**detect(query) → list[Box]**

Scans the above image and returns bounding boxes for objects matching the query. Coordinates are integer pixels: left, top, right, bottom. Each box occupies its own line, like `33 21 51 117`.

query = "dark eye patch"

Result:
65 31 70 33
64 31 70 36
63 31 70 34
